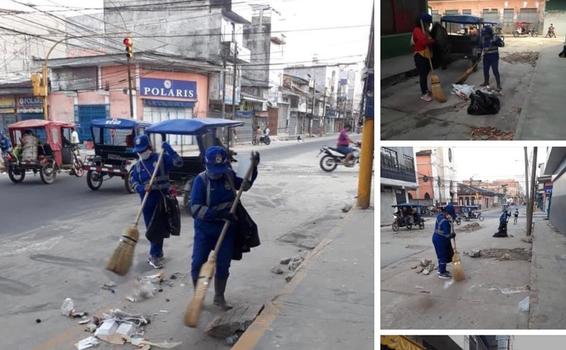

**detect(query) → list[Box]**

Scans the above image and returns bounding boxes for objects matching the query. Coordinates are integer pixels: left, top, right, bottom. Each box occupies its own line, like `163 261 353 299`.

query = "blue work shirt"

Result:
130 145 183 196
0 133 11 153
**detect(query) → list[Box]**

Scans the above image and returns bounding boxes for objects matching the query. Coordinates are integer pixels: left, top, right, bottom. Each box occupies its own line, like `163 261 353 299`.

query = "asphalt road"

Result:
0 137 343 236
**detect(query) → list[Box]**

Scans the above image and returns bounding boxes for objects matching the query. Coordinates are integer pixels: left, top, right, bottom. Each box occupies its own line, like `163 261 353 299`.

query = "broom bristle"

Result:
452 252 465 281
106 226 139 276
431 74 447 103
455 68 474 84
185 261 215 327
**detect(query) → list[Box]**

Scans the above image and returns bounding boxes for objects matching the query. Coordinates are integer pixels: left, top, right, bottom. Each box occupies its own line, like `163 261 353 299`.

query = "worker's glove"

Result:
251 151 260 166
218 211 238 223
161 141 174 153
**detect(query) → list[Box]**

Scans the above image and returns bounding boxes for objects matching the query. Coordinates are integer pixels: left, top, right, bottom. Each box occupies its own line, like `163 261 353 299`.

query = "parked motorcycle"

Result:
318 142 361 172
252 135 271 145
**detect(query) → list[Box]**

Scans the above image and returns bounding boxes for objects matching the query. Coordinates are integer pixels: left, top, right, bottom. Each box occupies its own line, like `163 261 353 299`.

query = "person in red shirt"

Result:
336 124 354 166
412 14 435 102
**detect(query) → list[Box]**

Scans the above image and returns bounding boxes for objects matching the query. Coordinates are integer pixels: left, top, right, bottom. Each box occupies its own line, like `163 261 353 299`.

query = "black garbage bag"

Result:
467 90 500 115
559 45 566 58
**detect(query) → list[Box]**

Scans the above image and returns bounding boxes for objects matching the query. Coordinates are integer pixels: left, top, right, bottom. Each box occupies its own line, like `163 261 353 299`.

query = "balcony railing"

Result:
381 162 417 183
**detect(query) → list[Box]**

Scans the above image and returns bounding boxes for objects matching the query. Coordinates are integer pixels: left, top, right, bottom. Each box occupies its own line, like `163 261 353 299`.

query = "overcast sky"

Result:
453 147 546 190
4 0 373 65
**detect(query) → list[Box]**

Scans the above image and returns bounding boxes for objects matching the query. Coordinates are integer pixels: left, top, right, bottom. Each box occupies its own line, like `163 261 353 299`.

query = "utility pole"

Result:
229 23 238 147
437 176 442 205
221 56 226 119
527 147 538 236
524 147 529 205
356 5 374 209
311 77 315 136
320 90 326 136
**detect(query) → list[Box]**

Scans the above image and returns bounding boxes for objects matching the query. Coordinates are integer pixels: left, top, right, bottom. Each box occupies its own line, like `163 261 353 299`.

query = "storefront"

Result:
381 336 425 350
140 77 198 145
0 96 16 131
17 96 44 121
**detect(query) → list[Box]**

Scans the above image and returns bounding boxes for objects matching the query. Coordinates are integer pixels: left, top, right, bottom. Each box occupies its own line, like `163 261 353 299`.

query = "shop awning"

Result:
241 93 267 103
143 99 195 108
381 336 425 350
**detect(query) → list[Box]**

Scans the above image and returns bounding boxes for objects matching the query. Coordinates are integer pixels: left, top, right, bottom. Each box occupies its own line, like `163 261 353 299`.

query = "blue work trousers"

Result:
191 226 236 281
432 234 453 274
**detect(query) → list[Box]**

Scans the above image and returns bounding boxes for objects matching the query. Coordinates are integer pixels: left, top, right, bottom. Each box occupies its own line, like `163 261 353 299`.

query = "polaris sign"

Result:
140 78 197 99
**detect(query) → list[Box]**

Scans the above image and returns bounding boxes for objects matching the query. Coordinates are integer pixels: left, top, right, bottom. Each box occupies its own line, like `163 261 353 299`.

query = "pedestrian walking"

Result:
432 203 456 280
480 25 505 91
189 146 259 309
130 135 183 269
411 14 435 102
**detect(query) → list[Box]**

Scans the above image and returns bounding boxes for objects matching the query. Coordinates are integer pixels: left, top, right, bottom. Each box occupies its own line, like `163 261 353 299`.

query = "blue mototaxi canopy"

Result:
441 15 486 24
145 118 244 135
90 118 151 130
392 204 427 208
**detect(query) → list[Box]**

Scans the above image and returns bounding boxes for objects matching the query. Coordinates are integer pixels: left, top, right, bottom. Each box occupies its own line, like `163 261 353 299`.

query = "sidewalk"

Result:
381 54 416 85
516 43 566 139
233 207 374 350
528 215 566 329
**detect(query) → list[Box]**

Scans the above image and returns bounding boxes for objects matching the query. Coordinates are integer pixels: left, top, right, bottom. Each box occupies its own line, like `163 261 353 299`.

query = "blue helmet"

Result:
420 13 433 24
444 203 456 218
133 134 151 153
204 146 229 176
482 25 494 37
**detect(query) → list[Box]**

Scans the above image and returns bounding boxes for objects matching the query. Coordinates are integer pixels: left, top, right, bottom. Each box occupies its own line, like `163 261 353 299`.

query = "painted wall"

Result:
550 159 566 234
381 187 397 226
409 152 434 200
48 93 75 122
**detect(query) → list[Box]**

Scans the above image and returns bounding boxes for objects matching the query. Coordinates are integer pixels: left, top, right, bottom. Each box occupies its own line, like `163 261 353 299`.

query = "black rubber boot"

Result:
213 278 233 311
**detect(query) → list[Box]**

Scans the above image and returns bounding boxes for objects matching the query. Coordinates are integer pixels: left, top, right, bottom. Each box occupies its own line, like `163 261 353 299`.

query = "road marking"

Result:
231 238 333 350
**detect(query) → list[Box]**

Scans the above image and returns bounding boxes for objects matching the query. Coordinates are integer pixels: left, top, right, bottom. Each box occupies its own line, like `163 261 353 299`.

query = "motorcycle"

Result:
252 135 271 145
318 142 361 172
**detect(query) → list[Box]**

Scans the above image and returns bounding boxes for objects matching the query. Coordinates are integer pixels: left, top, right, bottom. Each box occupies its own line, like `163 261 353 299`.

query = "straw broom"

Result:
451 235 465 282
421 20 447 103
185 152 258 328
455 50 484 84
106 150 165 276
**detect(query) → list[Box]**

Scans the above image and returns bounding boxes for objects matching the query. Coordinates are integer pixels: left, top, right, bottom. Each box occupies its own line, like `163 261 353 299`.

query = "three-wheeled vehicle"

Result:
144 118 243 208
84 118 150 192
6 119 83 184
513 21 538 37
438 15 498 68
462 205 484 221
392 204 426 232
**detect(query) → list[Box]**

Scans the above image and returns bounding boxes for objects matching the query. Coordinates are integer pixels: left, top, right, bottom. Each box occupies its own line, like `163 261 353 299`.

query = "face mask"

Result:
138 149 152 160
207 172 222 180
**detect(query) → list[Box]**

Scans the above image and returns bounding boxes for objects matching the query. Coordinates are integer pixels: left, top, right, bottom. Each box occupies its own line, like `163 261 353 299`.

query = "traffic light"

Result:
123 37 133 58
31 72 46 97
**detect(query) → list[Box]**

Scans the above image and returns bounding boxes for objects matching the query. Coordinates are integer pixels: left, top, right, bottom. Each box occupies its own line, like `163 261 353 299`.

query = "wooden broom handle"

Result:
133 150 165 225
211 152 257 259
420 20 435 72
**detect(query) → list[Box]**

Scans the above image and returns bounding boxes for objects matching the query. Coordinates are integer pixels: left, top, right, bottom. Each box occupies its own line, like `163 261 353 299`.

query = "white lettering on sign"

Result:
141 79 197 99
105 120 122 125
144 87 151 95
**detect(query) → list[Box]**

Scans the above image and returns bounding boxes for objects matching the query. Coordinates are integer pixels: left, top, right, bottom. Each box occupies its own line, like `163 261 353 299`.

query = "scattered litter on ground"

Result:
35 318 41 324
78 318 90 325
461 223 481 232
127 272 165 302
101 282 116 293
414 258 435 275
521 237 533 243
75 336 99 350
471 127 514 140
443 279 455 290
279 257 292 265
464 249 482 258
270 266 284 275
489 285 530 295
288 256 304 271
341 204 353 213
205 304 263 345
452 84 475 99
518 296 530 312
129 338 182 349
502 51 539 67
61 298 88 318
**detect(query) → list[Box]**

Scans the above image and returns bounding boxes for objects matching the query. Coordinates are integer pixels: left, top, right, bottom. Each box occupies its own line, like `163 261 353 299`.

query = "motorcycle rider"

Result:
189 146 259 310
547 23 556 38
432 203 456 280
336 124 355 166
130 135 183 269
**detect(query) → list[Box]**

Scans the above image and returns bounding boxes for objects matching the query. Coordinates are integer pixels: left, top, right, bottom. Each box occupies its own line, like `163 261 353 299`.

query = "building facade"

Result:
543 147 566 234
0 80 45 130
458 182 503 209
38 53 217 145
380 147 418 225
409 147 457 206
382 335 513 350
429 0 546 33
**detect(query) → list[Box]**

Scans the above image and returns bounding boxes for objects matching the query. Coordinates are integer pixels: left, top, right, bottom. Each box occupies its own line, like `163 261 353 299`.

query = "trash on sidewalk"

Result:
127 272 165 302
467 90 500 115
280 257 292 265
341 204 353 213
451 84 475 99
414 259 435 275
464 249 482 258
101 282 116 293
94 320 124 345
205 304 263 344
471 127 514 140
521 237 533 244
501 51 539 67
461 223 481 232
129 337 182 349
489 286 530 295
288 256 304 272
75 336 99 350
270 266 284 275
518 296 530 312
61 298 88 318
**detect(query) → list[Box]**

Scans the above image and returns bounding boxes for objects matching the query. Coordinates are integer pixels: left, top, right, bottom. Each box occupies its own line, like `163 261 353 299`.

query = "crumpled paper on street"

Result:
452 84 475 99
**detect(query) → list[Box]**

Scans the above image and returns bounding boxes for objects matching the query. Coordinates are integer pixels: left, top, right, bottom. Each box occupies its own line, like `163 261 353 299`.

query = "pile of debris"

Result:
411 259 436 276
461 222 481 232
464 248 531 261
61 272 185 350
471 127 514 140
502 51 540 67
271 253 306 282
